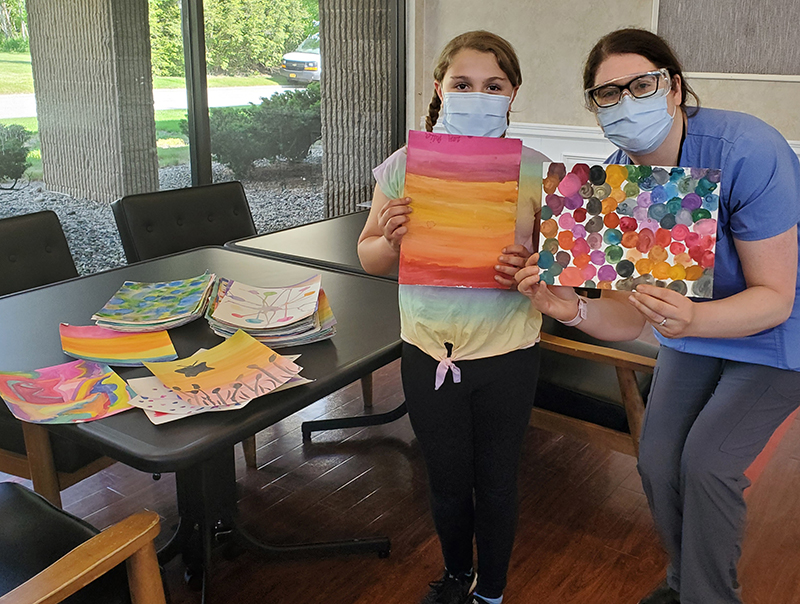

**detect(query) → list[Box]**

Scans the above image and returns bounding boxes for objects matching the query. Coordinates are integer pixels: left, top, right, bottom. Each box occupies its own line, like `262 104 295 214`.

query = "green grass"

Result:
0 52 34 94
0 51 282 94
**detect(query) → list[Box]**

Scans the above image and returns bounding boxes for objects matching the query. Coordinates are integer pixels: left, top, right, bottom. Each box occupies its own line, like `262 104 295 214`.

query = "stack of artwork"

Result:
92 273 216 331
538 163 719 297
206 275 337 346
0 360 134 424
399 130 522 289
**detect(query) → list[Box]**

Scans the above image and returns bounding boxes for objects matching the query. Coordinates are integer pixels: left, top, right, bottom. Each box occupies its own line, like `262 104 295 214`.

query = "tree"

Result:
0 124 30 188
204 0 313 74
148 0 183 76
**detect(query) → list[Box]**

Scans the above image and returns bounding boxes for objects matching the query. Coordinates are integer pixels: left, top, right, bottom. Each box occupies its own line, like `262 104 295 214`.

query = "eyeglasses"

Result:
585 68 670 110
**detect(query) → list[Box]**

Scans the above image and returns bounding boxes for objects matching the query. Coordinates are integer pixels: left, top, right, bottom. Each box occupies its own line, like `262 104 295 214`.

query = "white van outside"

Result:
280 32 320 83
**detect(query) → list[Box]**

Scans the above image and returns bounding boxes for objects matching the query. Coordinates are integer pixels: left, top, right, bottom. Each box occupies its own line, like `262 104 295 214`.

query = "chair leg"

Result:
126 540 167 604
360 373 373 409
21 423 62 508
616 367 646 457
241 436 257 469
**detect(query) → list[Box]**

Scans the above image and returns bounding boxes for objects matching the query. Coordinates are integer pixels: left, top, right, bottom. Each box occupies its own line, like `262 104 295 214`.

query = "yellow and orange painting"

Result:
399 130 522 288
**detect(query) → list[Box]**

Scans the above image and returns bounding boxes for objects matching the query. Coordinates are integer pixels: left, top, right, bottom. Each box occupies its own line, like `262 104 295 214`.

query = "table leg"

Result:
168 445 391 597
301 402 407 442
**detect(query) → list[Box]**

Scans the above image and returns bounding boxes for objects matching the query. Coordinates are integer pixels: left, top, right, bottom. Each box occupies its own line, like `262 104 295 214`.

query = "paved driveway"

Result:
0 84 296 119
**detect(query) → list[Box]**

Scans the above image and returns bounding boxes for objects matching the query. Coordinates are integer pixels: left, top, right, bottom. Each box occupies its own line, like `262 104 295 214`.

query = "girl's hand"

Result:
514 253 581 320
377 197 412 252
628 284 695 338
494 244 531 288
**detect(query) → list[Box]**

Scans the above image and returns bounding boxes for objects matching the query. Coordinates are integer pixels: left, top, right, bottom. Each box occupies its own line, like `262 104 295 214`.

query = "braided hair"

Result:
425 30 522 132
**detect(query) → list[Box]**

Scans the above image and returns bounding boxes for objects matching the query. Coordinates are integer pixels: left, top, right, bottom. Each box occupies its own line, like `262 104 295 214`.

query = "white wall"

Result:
406 0 800 157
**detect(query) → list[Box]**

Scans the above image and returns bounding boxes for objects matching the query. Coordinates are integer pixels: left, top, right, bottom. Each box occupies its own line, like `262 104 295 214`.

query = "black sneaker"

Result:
639 580 680 604
420 570 477 604
467 596 492 604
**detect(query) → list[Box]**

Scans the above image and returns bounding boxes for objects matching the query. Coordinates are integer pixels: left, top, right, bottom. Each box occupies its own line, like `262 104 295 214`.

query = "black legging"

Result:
402 342 540 599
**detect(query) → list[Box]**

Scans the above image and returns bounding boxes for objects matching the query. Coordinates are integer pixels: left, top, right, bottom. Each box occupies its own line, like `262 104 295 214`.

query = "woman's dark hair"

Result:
425 30 522 132
583 28 700 113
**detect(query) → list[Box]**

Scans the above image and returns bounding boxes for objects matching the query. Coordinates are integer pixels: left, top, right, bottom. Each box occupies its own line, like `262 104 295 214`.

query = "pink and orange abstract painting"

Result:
399 130 522 289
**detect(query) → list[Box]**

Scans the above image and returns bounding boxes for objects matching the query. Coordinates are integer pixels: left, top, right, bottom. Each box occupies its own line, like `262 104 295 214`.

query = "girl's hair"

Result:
583 28 700 113
425 30 522 132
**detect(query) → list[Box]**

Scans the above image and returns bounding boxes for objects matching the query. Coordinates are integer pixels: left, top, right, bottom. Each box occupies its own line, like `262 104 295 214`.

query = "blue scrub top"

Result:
608 107 800 371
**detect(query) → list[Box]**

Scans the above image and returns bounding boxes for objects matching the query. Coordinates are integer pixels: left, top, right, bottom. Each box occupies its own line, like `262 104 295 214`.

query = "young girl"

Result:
515 28 800 604
358 31 548 604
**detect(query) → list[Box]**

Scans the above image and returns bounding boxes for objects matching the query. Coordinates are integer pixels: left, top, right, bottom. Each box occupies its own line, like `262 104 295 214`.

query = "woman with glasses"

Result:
514 28 800 604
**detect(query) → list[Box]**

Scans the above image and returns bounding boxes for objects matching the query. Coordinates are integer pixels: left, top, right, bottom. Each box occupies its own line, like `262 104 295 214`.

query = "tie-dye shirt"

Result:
373 144 548 378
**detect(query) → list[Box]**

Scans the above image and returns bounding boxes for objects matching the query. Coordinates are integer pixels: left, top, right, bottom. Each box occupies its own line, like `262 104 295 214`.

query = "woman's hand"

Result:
514 253 581 320
494 244 531 288
628 284 695 338
377 197 412 252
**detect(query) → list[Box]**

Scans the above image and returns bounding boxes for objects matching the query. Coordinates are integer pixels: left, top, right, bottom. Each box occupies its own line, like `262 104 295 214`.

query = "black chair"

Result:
0 482 165 604
0 211 115 507
111 181 257 264
111 182 260 467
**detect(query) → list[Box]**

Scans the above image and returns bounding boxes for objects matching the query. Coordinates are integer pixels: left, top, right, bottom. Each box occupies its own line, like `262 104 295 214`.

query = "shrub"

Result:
0 123 30 186
209 81 321 177
0 37 29 53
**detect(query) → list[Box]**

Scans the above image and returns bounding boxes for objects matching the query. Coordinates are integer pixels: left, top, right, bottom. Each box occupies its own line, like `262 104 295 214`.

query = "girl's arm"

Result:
630 227 797 339
357 184 411 275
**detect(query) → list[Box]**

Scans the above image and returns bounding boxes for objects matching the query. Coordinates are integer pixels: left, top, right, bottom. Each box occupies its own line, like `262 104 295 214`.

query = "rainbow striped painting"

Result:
399 130 522 289
60 324 178 366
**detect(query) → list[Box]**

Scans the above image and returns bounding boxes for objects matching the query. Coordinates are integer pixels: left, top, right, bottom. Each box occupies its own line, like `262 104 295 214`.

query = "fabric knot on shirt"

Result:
434 357 461 390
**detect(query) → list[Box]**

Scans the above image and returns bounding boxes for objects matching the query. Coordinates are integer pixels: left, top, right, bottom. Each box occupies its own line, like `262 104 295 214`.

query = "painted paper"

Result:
207 277 336 347
0 360 134 423
60 324 177 366
539 163 719 297
211 275 321 329
399 130 522 289
143 330 302 408
92 273 215 331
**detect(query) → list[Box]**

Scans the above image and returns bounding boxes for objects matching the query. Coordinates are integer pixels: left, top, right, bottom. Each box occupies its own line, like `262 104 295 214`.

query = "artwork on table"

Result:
207 276 336 347
60 324 177 366
143 330 302 408
92 272 216 332
0 360 134 424
399 130 522 289
128 355 311 425
538 163 719 297
211 275 321 330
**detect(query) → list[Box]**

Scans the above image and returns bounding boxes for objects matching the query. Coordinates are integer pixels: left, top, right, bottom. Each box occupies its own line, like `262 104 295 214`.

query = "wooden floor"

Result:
3 359 800 603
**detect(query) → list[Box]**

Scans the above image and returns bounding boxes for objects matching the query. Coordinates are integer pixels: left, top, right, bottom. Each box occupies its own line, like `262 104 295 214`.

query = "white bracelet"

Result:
558 296 587 327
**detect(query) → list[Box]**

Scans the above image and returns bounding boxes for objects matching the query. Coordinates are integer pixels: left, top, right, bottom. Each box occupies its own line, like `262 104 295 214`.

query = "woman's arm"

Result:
357 184 411 275
630 227 797 339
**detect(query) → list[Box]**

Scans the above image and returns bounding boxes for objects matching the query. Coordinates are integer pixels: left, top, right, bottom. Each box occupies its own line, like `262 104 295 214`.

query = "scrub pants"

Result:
637 346 800 604
402 343 540 599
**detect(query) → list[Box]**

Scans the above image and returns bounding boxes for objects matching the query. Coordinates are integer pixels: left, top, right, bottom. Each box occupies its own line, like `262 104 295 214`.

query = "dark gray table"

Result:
0 247 401 600
226 211 398 281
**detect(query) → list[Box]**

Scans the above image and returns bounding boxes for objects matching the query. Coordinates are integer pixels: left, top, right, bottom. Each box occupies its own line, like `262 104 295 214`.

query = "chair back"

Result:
0 211 78 297
111 181 257 263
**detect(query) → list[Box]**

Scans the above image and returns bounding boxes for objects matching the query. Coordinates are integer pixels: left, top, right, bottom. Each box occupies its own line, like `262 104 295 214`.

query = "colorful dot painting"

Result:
539 163 720 298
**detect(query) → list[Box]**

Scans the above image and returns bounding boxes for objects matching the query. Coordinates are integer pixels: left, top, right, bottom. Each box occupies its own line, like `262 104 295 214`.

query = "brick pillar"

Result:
26 0 159 202
320 0 396 217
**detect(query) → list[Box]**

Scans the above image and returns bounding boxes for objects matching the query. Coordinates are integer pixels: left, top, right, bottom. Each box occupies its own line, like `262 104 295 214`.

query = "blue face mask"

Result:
433 92 511 137
596 93 675 155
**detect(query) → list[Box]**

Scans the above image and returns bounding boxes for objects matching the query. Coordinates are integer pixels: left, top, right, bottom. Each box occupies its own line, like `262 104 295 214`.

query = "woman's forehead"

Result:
594 53 658 86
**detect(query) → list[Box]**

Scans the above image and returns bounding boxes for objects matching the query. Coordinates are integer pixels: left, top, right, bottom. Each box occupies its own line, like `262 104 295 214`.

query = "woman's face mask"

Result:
433 92 511 138
595 89 676 156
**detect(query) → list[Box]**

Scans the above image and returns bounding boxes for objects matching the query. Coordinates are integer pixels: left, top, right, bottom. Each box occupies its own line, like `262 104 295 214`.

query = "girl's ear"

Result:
434 80 443 102
509 86 519 108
